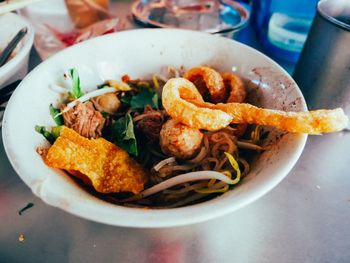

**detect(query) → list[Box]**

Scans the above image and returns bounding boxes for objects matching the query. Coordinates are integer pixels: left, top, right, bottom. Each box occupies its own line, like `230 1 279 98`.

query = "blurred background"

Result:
1 0 321 74
1 2 350 263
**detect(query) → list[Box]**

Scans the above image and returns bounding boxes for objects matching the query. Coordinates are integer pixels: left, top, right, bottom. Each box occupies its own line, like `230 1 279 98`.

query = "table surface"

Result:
1 3 350 263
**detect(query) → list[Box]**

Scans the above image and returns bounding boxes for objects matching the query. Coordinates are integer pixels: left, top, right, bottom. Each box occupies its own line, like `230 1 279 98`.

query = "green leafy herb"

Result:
35 125 61 144
18 203 34 215
120 94 132 105
112 113 138 156
130 88 158 109
68 68 84 99
49 104 63 125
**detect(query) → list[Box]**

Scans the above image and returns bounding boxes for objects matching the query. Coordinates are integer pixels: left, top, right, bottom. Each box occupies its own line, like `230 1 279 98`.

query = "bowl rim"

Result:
0 12 34 80
2 28 308 228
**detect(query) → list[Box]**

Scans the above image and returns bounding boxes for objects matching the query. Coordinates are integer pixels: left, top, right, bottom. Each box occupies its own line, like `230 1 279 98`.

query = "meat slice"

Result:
62 101 105 139
134 107 165 142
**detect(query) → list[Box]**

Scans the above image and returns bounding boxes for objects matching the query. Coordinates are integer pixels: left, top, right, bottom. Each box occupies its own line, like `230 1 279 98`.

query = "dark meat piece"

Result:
135 107 164 142
62 101 105 139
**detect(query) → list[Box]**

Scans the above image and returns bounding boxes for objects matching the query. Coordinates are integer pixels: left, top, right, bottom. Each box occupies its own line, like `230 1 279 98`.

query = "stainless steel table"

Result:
1 4 350 263
2 130 350 263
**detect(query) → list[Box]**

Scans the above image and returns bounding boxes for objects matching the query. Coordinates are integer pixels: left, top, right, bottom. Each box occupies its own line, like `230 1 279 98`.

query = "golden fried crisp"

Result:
162 77 348 134
212 103 349 134
184 66 226 103
162 78 232 131
221 72 246 103
45 126 147 194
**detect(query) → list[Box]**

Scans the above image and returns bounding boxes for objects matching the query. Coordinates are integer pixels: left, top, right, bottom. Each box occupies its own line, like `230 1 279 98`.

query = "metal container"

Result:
131 0 250 39
293 0 350 118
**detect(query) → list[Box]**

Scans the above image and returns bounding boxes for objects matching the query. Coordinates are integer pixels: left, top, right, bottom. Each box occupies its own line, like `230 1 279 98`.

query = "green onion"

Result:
35 125 55 144
51 126 62 139
49 104 64 125
68 68 84 99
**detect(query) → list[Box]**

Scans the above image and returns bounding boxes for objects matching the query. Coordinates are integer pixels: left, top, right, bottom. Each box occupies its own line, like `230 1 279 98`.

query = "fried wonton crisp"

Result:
44 126 147 194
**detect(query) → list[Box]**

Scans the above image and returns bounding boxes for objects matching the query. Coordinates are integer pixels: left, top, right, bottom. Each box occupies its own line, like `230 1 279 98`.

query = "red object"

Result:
121 74 131 83
47 18 120 47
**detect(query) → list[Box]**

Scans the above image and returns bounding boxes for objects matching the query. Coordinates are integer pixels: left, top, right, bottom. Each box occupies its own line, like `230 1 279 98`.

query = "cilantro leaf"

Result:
113 113 138 156
130 88 158 109
68 68 83 99
120 94 132 105
49 104 63 125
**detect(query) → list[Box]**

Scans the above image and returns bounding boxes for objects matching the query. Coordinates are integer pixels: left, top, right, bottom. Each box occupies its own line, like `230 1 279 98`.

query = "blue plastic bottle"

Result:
252 0 319 63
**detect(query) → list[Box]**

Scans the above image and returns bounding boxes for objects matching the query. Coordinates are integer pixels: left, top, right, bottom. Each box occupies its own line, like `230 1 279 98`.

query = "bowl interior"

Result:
0 13 34 87
2 29 307 227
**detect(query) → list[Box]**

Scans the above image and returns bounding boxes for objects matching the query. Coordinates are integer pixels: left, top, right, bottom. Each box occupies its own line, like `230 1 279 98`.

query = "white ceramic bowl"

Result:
2 29 307 228
0 12 34 88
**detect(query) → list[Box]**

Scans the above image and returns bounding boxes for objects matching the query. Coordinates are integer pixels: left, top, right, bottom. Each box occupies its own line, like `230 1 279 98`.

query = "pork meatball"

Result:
92 92 121 115
160 119 203 159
